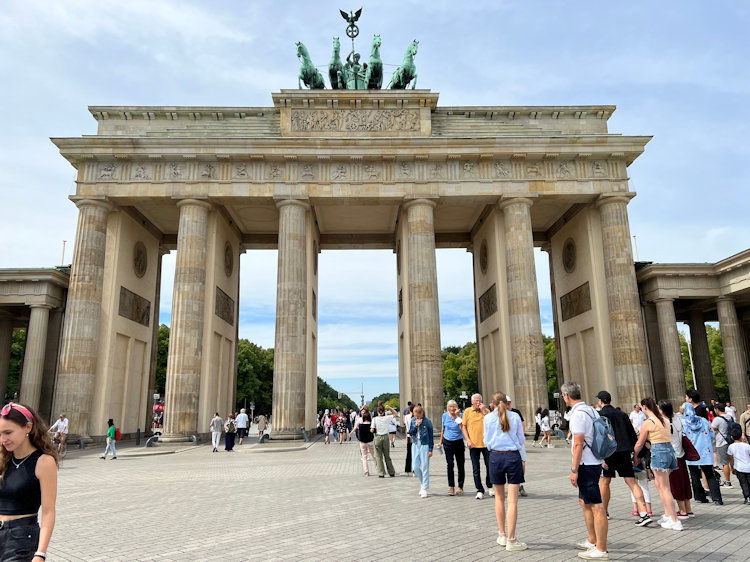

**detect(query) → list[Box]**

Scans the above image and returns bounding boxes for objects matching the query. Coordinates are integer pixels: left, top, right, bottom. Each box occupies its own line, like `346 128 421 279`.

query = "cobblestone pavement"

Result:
48 434 750 561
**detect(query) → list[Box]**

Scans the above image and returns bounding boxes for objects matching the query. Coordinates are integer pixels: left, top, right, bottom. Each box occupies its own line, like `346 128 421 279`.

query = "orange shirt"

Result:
462 407 486 448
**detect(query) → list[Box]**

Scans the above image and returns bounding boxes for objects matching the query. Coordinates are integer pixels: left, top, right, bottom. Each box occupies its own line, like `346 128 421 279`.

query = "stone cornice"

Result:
0 269 70 288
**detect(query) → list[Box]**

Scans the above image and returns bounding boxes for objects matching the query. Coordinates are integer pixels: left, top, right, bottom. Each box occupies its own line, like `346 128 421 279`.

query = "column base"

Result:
159 434 194 443
269 429 304 441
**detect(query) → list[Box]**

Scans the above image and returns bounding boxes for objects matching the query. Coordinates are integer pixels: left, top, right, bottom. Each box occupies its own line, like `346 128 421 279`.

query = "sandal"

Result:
448 487 455 496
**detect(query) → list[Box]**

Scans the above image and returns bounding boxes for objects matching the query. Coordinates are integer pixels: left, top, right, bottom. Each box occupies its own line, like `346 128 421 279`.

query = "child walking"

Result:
408 405 434 498
728 427 750 504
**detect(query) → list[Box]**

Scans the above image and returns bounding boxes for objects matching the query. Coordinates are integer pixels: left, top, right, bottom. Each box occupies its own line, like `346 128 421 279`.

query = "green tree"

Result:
236 339 274 415
543 335 557 408
7 329 26 400
442 342 478 405
155 324 169 395
369 392 399 411
679 331 694 390
706 325 728 402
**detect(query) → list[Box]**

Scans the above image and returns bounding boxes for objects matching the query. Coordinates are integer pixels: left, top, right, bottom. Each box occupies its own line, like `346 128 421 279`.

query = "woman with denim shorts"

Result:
634 397 681 531
0 402 59 562
484 392 527 552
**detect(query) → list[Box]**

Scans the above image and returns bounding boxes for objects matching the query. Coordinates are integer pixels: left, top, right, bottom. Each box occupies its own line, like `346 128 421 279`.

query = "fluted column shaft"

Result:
404 199 443 429
688 310 715 399
0 314 13 402
270 200 309 439
19 305 52 409
55 200 111 438
500 198 546 420
163 200 211 437
717 297 750 407
597 196 653 406
654 298 686 405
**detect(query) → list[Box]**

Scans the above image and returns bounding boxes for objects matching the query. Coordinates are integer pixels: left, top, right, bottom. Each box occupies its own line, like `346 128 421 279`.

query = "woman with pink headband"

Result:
0 402 59 561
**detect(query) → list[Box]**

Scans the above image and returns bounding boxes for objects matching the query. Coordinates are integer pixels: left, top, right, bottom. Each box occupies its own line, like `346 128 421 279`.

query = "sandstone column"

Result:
654 298 686 405
717 297 750 407
270 200 309 439
404 199 443 430
19 305 52 409
0 313 13 402
688 310 715 400
596 195 653 406
162 200 211 439
54 199 111 438
499 198 546 419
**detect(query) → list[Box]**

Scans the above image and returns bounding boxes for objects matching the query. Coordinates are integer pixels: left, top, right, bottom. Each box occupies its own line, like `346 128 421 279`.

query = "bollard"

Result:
259 433 270 444
189 435 198 445
300 427 309 442
77 438 85 449
145 435 159 447
136 428 141 446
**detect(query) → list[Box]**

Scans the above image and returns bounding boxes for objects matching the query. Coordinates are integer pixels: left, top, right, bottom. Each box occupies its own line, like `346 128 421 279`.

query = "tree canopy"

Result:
369 393 399 411
680 325 728 402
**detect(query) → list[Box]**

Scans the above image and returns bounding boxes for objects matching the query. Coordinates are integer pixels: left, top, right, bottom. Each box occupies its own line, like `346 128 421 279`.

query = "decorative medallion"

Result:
479 239 488 275
562 238 576 274
133 241 147 278
224 241 233 277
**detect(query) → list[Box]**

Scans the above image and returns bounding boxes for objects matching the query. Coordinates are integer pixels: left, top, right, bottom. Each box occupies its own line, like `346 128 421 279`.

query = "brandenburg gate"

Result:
46 87 662 440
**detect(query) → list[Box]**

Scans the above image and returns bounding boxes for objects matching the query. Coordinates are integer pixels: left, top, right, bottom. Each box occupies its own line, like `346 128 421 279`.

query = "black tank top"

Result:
0 449 43 515
359 423 373 443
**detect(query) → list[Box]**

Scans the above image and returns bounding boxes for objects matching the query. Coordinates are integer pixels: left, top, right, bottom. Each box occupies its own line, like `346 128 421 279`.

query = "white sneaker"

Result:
419 488 428 498
548 444 555 448
497 535 507 546
505 539 527 552
489 487 496 497
660 518 683 531
657 514 668 525
475 491 484 500
419 486 424 496
578 549 609 560
575 540 596 551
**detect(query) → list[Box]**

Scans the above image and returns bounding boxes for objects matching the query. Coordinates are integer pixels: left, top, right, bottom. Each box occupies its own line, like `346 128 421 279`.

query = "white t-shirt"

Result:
630 410 647 430
569 402 602 466
235 413 249 428
725 406 737 422
541 415 551 432
728 441 750 473
51 418 69 434
372 414 395 435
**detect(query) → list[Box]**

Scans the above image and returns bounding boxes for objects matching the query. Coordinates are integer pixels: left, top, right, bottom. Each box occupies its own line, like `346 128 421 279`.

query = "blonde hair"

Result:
492 392 510 432
413 405 424 417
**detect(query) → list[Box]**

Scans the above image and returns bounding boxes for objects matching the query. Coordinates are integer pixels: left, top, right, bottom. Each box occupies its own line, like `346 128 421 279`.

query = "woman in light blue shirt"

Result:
483 392 527 552
438 400 465 496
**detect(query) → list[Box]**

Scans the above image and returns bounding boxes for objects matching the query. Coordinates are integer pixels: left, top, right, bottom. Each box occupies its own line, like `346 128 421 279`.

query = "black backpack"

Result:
719 415 741 444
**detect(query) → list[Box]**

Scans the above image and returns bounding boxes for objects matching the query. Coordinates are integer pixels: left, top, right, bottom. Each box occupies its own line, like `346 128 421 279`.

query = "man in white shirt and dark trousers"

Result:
235 408 250 445
562 381 609 561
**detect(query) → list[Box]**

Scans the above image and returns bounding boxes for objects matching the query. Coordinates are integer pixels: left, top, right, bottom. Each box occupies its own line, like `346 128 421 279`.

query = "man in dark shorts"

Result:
595 390 651 527
562 381 609 560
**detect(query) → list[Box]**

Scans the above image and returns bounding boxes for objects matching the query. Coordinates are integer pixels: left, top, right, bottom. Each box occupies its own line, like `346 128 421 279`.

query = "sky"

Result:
1 1 748 405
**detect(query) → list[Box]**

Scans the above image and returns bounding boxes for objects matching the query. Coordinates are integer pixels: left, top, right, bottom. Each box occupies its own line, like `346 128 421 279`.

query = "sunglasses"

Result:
1 402 33 423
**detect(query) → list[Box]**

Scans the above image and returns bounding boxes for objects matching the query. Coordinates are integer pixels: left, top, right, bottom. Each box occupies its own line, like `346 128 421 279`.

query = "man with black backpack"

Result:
562 381 610 561
595 391 652 527
712 403 740 487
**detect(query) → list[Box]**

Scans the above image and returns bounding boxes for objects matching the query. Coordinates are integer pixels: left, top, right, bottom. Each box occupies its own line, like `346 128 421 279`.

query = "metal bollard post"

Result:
77 438 85 449
136 428 141 446
259 433 270 444
300 427 309 442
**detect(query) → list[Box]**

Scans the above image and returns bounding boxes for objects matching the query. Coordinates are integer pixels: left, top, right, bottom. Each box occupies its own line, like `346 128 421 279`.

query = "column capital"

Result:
73 198 113 212
716 295 735 304
275 198 310 211
653 297 675 304
402 197 437 211
595 192 636 209
498 196 535 211
28 304 54 310
176 198 213 211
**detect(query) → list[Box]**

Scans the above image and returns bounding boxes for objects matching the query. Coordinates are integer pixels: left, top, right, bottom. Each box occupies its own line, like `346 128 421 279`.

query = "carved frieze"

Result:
556 160 573 178
397 162 413 180
200 163 216 180
118 286 151 327
215 286 235 325
479 284 498 323
525 163 543 179
429 162 446 180
331 163 348 181
461 161 479 179
131 163 152 180
363 163 382 180
560 282 592 322
98 162 118 180
266 163 284 180
493 161 512 179
165 162 185 180
233 162 249 179
591 160 608 177
290 109 420 133
298 163 318 181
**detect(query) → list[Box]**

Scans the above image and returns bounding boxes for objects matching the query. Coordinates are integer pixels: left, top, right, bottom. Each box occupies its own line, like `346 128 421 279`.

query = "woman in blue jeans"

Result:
408 406 434 498
438 400 465 496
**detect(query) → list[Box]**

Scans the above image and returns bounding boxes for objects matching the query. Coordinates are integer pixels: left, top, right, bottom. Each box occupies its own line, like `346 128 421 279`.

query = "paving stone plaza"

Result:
49 432 749 561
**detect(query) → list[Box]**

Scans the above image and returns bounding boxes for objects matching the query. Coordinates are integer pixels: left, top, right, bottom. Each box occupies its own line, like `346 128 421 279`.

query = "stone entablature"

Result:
637 248 750 305
0 269 69 309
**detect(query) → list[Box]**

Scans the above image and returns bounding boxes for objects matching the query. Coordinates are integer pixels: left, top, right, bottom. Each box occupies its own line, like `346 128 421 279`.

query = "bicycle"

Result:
51 431 68 459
